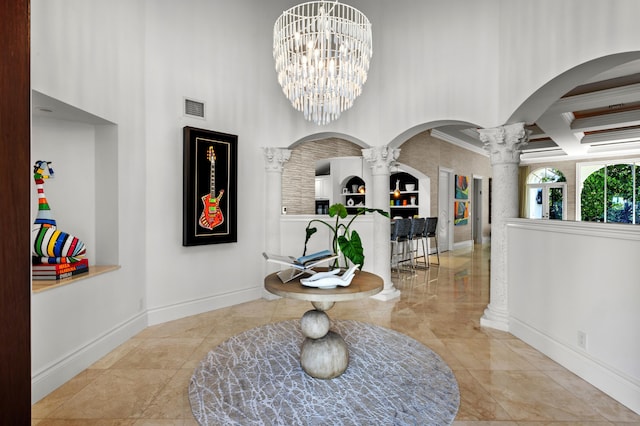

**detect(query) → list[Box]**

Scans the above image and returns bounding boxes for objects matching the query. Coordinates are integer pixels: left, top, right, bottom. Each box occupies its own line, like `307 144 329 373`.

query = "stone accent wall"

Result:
398 132 493 243
282 138 362 215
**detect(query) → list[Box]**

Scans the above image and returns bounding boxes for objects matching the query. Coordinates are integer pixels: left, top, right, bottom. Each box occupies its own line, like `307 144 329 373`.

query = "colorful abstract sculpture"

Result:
32 160 86 264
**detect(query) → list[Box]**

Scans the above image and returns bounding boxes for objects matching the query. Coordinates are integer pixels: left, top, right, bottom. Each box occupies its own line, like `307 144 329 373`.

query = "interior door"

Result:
527 183 566 220
473 177 483 244
438 169 451 251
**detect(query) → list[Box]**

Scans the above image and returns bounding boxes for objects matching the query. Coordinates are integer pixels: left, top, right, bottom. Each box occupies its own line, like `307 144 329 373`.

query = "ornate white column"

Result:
262 148 291 279
362 145 401 301
478 122 528 331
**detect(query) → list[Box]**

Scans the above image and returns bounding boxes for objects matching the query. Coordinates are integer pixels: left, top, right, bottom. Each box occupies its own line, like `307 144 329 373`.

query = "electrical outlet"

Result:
577 331 587 349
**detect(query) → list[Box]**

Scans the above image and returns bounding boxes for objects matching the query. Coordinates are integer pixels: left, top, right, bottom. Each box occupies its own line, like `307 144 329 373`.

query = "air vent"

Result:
185 98 205 118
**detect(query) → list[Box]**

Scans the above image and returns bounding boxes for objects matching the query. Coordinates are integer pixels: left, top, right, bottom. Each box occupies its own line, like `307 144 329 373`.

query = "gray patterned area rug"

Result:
189 320 459 425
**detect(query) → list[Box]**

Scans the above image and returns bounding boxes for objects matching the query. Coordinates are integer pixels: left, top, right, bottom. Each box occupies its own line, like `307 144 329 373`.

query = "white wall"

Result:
31 0 148 402
507 219 640 414
142 0 283 323
499 0 640 124
30 0 640 403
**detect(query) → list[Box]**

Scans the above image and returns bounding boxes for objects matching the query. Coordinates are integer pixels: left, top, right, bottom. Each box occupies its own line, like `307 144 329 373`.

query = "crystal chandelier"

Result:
273 1 373 126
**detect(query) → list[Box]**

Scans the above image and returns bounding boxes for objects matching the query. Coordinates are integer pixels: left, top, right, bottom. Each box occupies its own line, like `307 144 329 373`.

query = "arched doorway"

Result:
525 167 567 220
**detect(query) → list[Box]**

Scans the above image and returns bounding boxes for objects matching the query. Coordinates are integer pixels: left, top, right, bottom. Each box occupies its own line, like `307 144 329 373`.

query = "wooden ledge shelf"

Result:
32 265 120 294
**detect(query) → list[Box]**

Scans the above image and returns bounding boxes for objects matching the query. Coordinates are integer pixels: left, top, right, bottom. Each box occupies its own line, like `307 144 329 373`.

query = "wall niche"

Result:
31 90 119 290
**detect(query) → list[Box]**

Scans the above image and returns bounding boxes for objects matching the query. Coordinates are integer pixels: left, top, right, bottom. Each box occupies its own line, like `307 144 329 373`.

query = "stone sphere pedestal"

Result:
299 309 349 379
264 269 383 380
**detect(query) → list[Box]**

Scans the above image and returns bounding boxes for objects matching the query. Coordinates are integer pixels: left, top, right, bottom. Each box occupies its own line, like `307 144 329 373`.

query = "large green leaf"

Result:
356 207 390 218
303 227 318 253
302 203 388 267
329 203 348 219
337 230 365 269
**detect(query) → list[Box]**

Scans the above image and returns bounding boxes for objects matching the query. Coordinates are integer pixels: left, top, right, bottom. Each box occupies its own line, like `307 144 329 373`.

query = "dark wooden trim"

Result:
0 0 31 420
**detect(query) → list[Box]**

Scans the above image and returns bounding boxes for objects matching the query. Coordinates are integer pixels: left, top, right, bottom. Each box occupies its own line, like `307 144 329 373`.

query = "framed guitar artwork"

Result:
183 126 238 246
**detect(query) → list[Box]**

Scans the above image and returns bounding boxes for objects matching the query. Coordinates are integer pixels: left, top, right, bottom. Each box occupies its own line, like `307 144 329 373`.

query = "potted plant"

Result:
303 203 389 269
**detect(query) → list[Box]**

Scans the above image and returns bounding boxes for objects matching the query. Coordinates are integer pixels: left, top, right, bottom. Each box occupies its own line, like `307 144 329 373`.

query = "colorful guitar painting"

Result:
199 146 225 230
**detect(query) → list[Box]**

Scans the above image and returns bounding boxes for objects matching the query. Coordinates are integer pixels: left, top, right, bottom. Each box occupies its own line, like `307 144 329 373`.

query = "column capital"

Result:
362 146 400 175
478 122 529 165
262 147 291 172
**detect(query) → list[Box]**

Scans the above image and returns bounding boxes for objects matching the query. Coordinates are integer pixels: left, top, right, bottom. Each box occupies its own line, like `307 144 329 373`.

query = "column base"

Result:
371 285 401 301
480 304 510 332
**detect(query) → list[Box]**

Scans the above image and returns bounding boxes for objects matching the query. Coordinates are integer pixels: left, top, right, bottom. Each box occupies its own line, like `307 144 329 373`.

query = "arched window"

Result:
526 168 567 220
578 161 639 224
527 167 566 184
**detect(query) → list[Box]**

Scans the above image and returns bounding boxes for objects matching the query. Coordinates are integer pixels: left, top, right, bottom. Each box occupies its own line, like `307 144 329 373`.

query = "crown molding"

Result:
430 129 488 157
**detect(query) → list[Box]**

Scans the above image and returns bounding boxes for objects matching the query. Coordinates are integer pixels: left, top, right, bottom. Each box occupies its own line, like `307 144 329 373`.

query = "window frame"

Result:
576 158 639 223
525 167 567 220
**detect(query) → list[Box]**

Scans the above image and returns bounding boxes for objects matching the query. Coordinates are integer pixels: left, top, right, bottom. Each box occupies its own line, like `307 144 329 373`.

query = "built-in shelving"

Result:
343 176 366 213
390 172 419 218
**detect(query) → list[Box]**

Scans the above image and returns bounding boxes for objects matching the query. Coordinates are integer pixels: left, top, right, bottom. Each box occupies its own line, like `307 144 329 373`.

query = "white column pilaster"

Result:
478 123 528 331
262 148 291 282
362 146 401 301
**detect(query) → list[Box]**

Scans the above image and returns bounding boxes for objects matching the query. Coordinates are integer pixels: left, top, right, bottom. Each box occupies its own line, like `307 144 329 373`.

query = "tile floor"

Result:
32 245 640 425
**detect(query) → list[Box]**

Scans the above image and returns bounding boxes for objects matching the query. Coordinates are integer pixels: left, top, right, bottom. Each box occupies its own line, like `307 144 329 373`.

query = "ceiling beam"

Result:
549 83 640 114
581 127 640 145
571 109 640 132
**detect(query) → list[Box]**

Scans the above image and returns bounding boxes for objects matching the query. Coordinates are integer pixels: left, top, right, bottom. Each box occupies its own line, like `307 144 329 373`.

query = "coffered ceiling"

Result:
432 61 640 164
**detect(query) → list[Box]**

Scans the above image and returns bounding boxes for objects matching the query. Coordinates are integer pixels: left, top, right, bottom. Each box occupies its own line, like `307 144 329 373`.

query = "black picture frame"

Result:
183 126 237 246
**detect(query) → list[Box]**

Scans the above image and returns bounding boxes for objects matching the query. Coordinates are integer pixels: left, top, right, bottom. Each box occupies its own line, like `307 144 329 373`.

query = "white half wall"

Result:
506 219 640 414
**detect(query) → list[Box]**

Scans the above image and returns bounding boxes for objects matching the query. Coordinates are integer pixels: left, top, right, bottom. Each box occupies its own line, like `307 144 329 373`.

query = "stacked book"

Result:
262 249 338 283
32 258 89 280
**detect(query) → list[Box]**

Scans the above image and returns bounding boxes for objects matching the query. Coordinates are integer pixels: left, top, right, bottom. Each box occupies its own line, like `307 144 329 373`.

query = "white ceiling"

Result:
432 61 640 164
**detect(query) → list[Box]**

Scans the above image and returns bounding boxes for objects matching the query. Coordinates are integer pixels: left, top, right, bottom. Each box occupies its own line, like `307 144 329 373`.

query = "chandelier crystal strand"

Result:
273 1 372 125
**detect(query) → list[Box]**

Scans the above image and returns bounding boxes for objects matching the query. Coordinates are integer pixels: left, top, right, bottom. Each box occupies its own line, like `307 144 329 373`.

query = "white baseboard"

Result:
33 287 264 404
31 312 147 404
147 286 263 326
510 317 640 415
